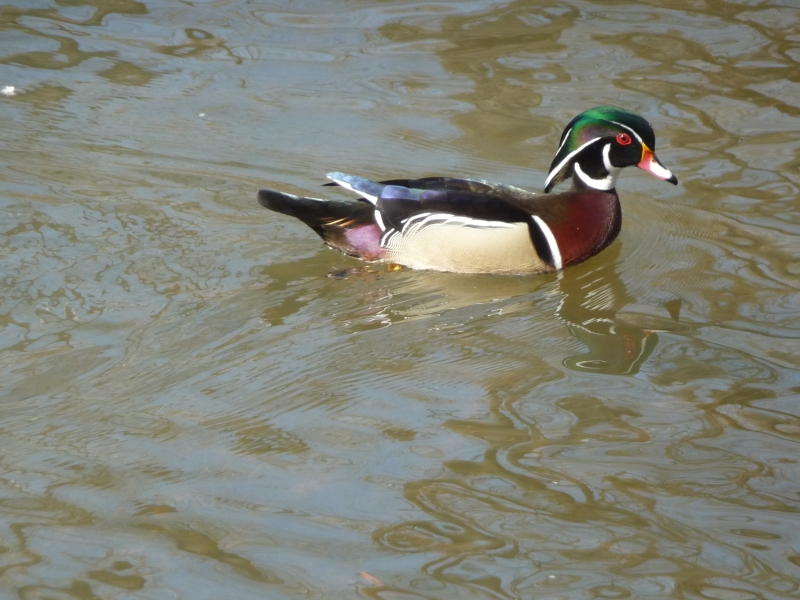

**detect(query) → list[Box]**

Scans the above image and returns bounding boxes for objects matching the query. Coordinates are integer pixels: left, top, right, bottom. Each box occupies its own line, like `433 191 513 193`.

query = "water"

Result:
1 0 799 598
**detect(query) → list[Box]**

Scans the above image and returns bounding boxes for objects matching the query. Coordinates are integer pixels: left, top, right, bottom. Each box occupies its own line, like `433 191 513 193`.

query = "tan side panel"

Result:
384 222 551 275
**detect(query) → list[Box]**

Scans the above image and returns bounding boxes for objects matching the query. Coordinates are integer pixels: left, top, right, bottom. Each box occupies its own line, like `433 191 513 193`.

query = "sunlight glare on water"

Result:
1 0 799 598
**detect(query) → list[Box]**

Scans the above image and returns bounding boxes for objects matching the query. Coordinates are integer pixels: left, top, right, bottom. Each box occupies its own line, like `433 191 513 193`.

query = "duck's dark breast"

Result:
542 191 622 267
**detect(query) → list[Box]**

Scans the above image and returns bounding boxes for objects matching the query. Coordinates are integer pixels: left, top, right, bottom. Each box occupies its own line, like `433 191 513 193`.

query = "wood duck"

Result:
257 106 678 275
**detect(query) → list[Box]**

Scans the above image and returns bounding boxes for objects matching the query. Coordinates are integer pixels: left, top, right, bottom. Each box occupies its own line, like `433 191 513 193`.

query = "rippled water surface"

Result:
1 0 800 598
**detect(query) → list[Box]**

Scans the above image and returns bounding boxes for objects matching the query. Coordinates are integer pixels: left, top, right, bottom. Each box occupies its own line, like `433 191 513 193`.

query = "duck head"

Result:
544 106 678 193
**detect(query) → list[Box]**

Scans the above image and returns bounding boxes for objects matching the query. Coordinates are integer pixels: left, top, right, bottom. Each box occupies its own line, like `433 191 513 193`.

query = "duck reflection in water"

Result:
553 245 681 375
323 242 681 377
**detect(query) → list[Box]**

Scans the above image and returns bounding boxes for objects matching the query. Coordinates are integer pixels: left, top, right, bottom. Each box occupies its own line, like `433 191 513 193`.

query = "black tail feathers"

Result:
257 189 373 236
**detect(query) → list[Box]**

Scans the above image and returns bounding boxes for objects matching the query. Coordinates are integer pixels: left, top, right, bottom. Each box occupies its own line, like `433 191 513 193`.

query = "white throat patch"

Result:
602 143 620 176
574 160 617 191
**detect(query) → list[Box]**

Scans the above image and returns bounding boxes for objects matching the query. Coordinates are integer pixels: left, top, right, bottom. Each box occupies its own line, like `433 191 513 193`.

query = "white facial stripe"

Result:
327 175 379 205
531 216 563 270
544 136 604 190
609 120 643 144
574 162 616 191
554 127 573 155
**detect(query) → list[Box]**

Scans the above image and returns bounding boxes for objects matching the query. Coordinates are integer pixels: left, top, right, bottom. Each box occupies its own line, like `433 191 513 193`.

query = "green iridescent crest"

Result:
558 106 656 152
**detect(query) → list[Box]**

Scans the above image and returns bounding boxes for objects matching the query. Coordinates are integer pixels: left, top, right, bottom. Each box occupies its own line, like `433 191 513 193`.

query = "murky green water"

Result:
1 0 799 598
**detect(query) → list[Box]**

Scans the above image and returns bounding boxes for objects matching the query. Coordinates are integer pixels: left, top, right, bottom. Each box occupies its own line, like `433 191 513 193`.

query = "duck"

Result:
257 106 678 275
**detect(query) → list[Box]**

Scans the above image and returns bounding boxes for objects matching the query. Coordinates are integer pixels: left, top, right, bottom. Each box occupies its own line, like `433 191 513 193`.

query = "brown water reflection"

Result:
1 0 800 598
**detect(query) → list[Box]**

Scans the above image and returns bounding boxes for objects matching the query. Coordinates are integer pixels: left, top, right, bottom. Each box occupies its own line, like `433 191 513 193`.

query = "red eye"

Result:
616 133 632 145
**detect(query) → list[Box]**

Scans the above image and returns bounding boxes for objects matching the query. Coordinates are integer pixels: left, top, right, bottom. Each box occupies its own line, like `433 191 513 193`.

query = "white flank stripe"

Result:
544 136 603 191
403 213 516 235
374 210 386 231
441 215 516 228
531 216 562 270
401 212 432 227
380 229 397 247
574 162 615 191
406 213 449 234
